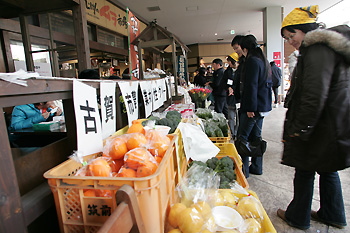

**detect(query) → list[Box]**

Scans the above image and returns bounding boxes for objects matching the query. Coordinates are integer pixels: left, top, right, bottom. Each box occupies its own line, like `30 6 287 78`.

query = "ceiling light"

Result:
215 33 218 36
186 6 198 11
147 6 161 12
230 30 235 35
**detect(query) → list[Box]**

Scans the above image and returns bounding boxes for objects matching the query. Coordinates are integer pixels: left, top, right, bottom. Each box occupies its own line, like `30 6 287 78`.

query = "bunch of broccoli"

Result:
142 110 181 133
188 156 236 189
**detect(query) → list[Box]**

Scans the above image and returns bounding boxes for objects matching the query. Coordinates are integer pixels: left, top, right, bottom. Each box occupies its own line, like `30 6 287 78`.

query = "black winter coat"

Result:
194 74 206 87
282 25 350 172
240 56 272 113
210 67 226 97
223 67 236 106
271 63 282 87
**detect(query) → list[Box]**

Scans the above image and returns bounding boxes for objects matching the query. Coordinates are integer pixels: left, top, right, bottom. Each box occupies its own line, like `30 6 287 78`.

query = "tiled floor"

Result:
248 106 350 232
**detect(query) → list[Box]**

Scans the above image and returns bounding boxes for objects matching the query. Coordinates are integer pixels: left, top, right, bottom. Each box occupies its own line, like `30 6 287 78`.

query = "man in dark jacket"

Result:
270 61 282 105
207 58 228 115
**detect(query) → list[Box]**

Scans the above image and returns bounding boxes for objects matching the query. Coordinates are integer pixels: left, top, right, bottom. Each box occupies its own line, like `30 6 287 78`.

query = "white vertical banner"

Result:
100 82 117 139
118 81 139 126
159 78 167 102
152 80 161 110
73 80 103 155
139 81 153 117
165 77 171 99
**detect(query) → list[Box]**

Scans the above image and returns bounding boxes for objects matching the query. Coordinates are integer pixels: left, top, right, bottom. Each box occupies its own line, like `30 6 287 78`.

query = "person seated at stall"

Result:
9 101 63 131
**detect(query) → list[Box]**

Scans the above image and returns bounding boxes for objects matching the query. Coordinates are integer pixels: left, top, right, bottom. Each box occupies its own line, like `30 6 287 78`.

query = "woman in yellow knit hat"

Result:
277 5 350 230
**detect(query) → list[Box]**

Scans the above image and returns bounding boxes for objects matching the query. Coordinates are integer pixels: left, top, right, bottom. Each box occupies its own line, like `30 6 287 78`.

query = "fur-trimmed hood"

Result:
303 25 350 64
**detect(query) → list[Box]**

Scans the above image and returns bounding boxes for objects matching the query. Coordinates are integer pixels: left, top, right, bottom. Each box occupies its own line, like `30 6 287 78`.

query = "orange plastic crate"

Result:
44 133 177 233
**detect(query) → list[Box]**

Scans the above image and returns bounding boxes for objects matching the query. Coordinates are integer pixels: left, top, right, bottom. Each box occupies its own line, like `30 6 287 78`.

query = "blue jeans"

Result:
285 169 346 229
237 112 264 178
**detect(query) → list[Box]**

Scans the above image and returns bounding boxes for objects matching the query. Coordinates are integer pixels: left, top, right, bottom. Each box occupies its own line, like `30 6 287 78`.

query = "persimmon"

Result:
126 133 148 151
155 156 163 164
116 167 137 177
127 119 145 135
96 189 112 197
146 130 171 157
109 159 124 173
109 137 128 159
84 189 96 197
136 161 158 177
88 158 111 177
124 148 150 170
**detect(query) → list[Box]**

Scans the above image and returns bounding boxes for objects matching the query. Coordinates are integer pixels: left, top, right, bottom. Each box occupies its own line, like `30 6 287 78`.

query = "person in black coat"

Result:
270 61 282 105
223 53 239 138
237 35 272 178
193 67 207 87
277 5 350 230
207 58 228 116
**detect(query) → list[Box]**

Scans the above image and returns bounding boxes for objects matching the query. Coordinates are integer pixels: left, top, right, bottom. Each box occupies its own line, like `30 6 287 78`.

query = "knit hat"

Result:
229 52 239 62
281 5 319 29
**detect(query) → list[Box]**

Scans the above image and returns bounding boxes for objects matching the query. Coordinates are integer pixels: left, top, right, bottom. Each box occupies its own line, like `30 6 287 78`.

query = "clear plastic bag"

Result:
123 147 159 177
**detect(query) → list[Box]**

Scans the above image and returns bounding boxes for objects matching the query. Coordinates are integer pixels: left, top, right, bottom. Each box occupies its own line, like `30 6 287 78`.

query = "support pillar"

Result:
263 6 285 99
72 1 91 74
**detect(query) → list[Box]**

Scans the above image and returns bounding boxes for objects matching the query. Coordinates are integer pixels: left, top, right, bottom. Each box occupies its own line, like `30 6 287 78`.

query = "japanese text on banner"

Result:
73 80 103 155
128 9 140 80
140 81 153 117
100 82 116 139
118 81 139 126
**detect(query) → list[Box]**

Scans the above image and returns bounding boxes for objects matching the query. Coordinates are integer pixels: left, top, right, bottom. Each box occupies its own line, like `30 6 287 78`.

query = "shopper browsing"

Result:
206 58 228 116
235 35 272 178
223 52 240 139
277 5 350 230
270 61 282 107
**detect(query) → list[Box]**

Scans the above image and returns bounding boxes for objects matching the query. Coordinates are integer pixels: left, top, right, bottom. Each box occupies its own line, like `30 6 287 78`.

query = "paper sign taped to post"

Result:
100 82 116 139
118 81 139 126
73 80 103 155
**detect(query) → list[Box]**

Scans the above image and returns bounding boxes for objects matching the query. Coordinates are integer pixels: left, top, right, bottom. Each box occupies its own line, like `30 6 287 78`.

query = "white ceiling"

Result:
113 0 344 45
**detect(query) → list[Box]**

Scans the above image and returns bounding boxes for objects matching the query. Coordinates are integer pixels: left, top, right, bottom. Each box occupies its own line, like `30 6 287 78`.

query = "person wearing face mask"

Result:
9 101 63 130
277 5 350 230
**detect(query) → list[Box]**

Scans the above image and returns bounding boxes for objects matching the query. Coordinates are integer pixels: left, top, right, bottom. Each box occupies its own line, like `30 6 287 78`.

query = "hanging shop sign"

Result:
127 8 141 80
273 52 282 68
139 81 153 117
73 80 103 155
118 81 139 126
177 55 187 82
83 0 146 37
100 82 116 139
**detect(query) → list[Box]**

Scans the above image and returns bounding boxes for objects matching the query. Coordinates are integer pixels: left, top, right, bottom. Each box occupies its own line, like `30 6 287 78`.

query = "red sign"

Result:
273 51 282 68
128 10 140 80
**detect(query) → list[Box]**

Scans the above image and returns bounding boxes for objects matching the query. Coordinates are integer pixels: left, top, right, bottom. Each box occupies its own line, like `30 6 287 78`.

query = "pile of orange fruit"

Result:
76 119 171 197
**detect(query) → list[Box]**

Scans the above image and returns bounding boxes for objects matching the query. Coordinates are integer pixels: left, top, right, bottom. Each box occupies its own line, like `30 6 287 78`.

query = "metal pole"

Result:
171 38 178 96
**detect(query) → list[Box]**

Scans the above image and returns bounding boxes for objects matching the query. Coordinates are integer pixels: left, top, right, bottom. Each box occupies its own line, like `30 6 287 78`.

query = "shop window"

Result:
10 40 53 76
97 29 125 48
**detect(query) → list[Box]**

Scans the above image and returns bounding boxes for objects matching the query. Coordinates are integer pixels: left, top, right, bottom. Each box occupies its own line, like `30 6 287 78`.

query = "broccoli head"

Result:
188 160 207 169
217 156 234 170
206 157 219 170
166 110 182 119
219 181 231 189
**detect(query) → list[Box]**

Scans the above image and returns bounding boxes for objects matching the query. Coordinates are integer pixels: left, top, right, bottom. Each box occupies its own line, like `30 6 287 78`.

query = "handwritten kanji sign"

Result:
73 80 103 155
165 77 172 99
85 196 114 224
118 81 139 126
139 81 153 117
100 82 116 139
